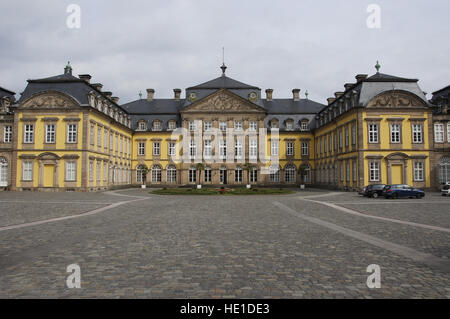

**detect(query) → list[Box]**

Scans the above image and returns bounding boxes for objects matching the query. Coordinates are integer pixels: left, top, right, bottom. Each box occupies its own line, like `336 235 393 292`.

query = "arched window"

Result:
166 165 177 183
152 120 162 131
285 164 296 183
285 119 294 131
270 119 279 129
300 120 309 131
204 166 212 183
0 157 8 187
137 120 147 131
151 165 162 182
300 164 311 183
269 165 281 182
439 157 450 183
136 165 147 183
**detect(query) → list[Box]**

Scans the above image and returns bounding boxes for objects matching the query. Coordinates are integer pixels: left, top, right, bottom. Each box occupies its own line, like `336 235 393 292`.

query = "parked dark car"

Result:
358 186 366 196
383 184 425 199
364 184 386 198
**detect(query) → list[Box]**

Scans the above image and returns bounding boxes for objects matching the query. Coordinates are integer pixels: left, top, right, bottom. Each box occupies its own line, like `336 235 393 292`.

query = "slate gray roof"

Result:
19 72 125 111
0 86 16 101
365 72 418 83
187 75 260 90
263 99 325 114
122 99 185 114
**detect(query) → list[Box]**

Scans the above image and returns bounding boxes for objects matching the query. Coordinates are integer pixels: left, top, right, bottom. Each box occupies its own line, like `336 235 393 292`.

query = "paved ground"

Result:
0 188 449 298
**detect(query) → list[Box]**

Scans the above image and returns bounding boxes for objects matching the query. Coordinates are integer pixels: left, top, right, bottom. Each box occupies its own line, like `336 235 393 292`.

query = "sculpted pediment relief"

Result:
367 91 426 108
183 90 265 113
21 92 78 109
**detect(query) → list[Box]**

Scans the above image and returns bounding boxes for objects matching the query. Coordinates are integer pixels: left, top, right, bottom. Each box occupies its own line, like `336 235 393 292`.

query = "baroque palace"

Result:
0 62 449 191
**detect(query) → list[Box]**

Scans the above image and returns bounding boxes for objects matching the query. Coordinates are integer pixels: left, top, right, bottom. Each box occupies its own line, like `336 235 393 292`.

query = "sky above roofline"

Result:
0 0 449 105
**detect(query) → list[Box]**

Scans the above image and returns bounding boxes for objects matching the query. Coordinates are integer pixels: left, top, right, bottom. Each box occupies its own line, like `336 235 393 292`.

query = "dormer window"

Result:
270 119 279 129
285 120 294 131
248 92 258 102
301 120 309 131
138 121 147 131
153 120 162 131
168 121 176 130
189 92 197 102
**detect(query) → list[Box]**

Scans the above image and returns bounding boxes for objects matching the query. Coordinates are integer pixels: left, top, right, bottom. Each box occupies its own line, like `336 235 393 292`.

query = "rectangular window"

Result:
346 161 350 182
340 162 344 182
189 140 196 158
4 125 12 143
352 160 357 182
220 140 227 158
168 121 176 130
67 124 77 143
434 123 444 143
189 168 196 183
334 133 337 150
250 168 258 183
204 121 212 131
153 121 161 131
414 162 424 181
219 121 227 132
412 124 423 143
351 124 356 145
103 163 107 182
138 142 145 156
368 124 379 143
45 124 55 143
66 162 76 181
153 142 160 156
235 140 243 158
189 121 197 131
89 162 93 182
168 142 176 156
369 162 380 182
115 135 118 152
22 161 33 181
24 124 34 143
390 124 401 143
104 130 108 149
235 168 243 182
204 168 212 182
345 127 349 147
339 131 343 148
301 142 309 156
271 140 279 156
234 121 243 131
97 127 102 149
204 140 212 158
90 124 95 145
301 121 308 131
249 121 257 131
250 139 258 159
97 162 101 182
286 141 294 156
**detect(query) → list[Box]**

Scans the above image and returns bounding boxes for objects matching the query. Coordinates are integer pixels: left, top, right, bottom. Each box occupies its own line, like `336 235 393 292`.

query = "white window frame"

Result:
204 121 212 132
235 167 243 182
234 121 243 131
369 162 380 182
235 140 243 158
67 124 78 144
271 140 279 156
204 140 212 158
285 165 296 183
368 124 379 143
286 141 294 156
249 121 257 131
412 124 423 143
138 142 145 156
204 167 212 182
153 142 160 156
301 142 309 156
65 161 76 182
22 161 33 181
434 123 444 143
3 125 12 143
390 124 401 143
189 121 197 131
219 140 227 158
24 124 34 143
189 140 196 158
249 139 258 159
168 142 176 156
45 124 55 144
414 162 424 182
219 121 227 132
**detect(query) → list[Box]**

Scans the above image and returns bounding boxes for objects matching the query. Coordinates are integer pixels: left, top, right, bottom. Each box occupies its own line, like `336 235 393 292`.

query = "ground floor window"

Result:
220 168 226 183
439 157 450 183
65 162 76 182
0 157 8 186
269 165 280 182
285 165 296 183
189 167 196 183
250 168 258 183
369 162 380 182
23 161 33 181
167 165 177 183
204 167 212 182
235 167 242 183
136 165 147 183
151 165 162 182
414 162 424 182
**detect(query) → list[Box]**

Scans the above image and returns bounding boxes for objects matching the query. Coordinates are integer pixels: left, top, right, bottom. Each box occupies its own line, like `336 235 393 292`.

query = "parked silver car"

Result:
441 182 450 196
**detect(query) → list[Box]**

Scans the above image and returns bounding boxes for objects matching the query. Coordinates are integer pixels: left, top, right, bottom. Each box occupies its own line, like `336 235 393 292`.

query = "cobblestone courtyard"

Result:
0 188 449 298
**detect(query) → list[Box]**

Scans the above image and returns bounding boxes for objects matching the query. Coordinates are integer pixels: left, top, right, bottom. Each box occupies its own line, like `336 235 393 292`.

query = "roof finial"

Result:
64 61 72 75
138 91 142 99
220 47 227 76
375 60 381 73
305 89 309 99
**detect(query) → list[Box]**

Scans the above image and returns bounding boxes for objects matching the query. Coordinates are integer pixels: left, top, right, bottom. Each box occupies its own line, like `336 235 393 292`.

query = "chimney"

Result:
344 83 353 91
327 97 336 105
103 91 112 99
292 88 301 101
334 92 344 98
78 74 91 83
111 97 119 104
173 88 182 101
147 89 155 101
91 83 103 91
265 89 273 101
355 74 368 82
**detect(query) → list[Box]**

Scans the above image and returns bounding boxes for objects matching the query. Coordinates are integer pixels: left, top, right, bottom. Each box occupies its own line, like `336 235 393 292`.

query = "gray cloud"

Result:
0 0 448 104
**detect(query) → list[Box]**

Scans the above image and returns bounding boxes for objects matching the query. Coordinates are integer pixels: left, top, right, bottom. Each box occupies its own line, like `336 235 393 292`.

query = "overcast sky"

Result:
0 0 449 104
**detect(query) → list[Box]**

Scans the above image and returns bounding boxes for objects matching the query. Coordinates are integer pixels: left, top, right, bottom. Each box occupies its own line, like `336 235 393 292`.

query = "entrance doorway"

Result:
43 165 55 187
391 165 403 184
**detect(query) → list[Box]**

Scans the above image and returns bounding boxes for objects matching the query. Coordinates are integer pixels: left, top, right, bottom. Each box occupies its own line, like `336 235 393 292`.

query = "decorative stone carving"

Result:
21 92 77 109
367 91 426 108
184 90 263 113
